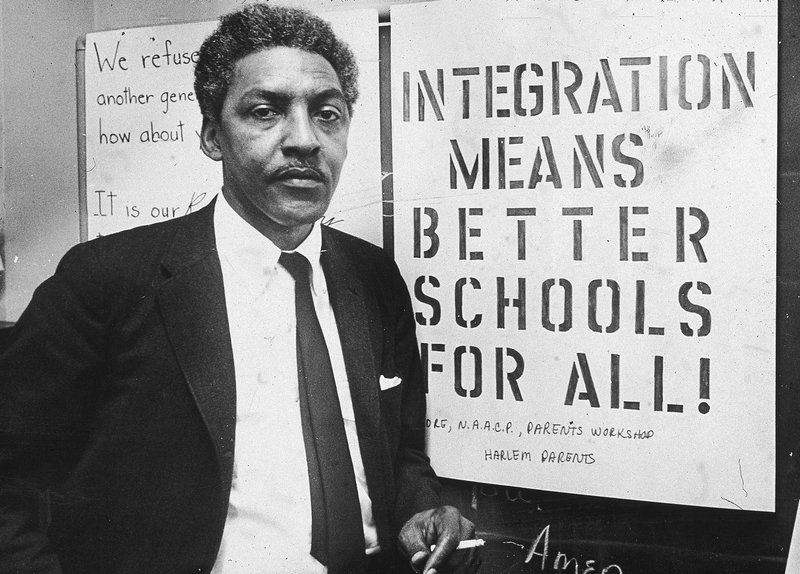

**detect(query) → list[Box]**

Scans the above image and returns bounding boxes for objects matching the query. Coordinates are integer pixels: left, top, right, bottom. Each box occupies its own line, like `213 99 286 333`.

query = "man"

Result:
0 5 478 574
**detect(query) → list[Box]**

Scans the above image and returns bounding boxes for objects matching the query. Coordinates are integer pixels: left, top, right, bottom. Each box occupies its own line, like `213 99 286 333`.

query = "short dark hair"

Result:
194 4 359 122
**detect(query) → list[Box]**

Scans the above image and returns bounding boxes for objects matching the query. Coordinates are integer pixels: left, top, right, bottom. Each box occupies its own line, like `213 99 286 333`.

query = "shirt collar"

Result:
213 192 325 291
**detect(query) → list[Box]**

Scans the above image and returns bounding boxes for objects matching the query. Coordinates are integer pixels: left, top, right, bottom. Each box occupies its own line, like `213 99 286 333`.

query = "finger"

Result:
461 517 476 538
442 519 478 571
398 509 435 560
424 534 460 573
430 516 479 572
423 509 462 572
410 550 430 573
448 543 477 569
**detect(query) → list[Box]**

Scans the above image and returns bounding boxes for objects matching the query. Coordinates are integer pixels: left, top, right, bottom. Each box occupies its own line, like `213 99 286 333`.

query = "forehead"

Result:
226 46 344 101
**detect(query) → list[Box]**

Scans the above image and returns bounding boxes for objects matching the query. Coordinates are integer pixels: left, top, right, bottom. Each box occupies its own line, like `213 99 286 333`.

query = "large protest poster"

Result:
81 9 381 245
391 0 777 511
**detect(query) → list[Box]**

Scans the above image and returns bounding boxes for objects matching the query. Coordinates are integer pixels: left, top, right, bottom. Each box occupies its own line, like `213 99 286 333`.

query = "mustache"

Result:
273 164 324 181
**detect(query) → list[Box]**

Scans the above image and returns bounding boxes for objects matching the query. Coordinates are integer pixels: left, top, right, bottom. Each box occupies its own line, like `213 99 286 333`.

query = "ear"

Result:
200 116 223 161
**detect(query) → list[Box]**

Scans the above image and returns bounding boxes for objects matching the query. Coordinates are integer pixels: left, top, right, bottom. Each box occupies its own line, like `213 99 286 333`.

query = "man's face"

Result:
201 46 350 240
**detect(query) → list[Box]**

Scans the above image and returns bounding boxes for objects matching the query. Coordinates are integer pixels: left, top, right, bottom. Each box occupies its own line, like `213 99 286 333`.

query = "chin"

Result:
278 209 327 229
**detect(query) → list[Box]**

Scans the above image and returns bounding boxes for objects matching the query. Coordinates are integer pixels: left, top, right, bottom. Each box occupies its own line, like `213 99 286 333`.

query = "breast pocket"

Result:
379 375 402 391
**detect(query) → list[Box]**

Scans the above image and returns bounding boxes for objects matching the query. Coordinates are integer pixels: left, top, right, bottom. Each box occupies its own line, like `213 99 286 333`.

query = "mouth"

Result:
274 166 324 187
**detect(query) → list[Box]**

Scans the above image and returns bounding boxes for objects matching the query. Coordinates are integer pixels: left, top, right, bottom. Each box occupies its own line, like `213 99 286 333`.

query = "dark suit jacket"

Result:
0 201 440 573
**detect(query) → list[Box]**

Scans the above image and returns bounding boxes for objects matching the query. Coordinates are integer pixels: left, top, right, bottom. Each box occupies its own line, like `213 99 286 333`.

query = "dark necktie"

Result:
278 251 366 574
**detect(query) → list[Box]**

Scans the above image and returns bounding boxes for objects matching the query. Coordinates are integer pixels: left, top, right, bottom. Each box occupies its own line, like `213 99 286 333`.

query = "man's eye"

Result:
316 108 342 122
251 106 279 120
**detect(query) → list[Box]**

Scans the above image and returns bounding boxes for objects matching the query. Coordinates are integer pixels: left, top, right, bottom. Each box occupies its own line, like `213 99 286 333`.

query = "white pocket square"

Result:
379 375 402 391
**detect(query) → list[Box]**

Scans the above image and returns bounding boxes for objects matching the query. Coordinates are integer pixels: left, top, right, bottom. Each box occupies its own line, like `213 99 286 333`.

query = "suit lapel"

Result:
157 203 237 494
153 216 391 540
320 229 381 433
321 229 392 541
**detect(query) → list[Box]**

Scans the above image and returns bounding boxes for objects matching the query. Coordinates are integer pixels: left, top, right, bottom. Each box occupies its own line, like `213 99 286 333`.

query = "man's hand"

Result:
398 505 480 574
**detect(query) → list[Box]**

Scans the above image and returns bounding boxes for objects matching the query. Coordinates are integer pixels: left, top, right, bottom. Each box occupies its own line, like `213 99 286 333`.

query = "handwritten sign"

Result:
391 0 777 510
81 9 381 244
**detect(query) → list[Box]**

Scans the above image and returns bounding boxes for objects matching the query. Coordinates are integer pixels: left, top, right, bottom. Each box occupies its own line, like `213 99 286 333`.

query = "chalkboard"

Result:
76 9 383 245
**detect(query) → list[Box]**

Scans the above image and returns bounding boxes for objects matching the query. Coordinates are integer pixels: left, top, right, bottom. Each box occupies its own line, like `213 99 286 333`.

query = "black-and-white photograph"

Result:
0 1 791 572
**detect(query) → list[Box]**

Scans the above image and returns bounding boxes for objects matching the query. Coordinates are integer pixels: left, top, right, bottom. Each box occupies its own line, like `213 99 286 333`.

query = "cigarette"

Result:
430 538 485 552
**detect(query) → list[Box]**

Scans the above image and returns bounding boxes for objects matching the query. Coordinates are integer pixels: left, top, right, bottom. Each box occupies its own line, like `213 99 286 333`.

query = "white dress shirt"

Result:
211 194 379 573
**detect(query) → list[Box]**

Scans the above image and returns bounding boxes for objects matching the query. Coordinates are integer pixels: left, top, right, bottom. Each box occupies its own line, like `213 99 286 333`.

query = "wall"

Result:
1 0 93 320
0 0 423 322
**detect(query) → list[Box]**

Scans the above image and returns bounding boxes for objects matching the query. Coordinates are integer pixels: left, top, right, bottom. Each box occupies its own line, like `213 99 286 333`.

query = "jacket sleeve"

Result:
0 243 109 574
388 260 442 531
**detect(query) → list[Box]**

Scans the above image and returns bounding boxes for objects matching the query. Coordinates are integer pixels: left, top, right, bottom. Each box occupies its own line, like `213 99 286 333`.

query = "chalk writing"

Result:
526 524 623 573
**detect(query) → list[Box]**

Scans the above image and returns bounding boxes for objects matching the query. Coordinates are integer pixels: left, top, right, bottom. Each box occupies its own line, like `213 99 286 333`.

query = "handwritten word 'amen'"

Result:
526 524 623 573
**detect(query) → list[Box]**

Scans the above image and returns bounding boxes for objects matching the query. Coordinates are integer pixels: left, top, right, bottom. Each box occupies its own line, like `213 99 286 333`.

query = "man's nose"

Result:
282 110 321 156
